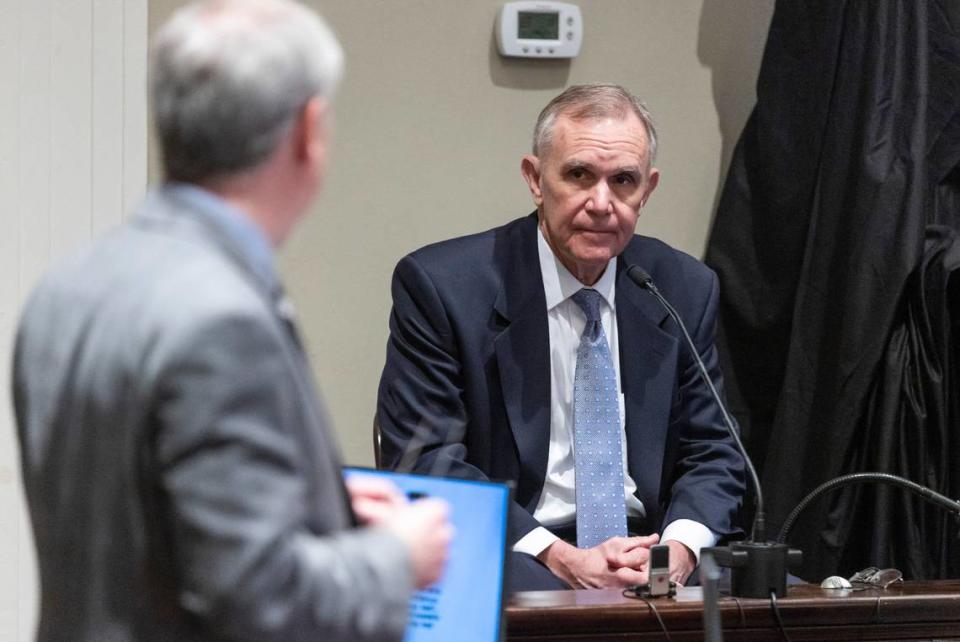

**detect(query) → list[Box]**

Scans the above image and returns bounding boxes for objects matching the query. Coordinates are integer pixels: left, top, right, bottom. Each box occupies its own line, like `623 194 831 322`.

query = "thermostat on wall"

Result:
496 1 582 59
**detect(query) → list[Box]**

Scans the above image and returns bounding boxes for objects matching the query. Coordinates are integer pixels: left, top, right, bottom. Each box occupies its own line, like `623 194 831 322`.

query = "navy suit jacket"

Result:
378 214 745 546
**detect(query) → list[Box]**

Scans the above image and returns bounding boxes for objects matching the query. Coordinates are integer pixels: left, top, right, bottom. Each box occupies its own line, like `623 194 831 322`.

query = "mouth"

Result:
575 229 617 236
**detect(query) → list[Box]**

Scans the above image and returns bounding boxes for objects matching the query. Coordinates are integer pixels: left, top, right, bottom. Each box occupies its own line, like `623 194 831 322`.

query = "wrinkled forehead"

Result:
548 113 653 166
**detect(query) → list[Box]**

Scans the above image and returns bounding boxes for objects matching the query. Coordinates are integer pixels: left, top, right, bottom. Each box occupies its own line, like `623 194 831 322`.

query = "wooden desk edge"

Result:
506 579 960 636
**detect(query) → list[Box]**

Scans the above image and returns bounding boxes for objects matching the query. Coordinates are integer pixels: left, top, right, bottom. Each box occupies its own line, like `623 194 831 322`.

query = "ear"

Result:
640 166 660 207
520 155 544 206
294 96 330 164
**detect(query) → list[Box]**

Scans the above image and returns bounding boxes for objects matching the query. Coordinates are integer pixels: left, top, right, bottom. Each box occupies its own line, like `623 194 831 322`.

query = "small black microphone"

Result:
626 264 801 598
625 265 655 289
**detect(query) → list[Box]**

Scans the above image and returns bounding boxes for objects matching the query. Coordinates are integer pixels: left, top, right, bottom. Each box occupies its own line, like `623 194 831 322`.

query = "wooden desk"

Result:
507 580 960 640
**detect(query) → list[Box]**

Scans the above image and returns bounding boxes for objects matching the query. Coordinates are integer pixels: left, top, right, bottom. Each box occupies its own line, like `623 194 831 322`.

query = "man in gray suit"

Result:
13 1 450 640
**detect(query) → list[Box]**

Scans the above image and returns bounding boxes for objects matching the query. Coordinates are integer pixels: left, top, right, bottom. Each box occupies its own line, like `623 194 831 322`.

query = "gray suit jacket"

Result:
13 188 412 641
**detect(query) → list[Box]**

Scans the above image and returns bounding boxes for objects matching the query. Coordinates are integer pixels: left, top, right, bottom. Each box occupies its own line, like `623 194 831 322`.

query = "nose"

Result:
585 181 614 216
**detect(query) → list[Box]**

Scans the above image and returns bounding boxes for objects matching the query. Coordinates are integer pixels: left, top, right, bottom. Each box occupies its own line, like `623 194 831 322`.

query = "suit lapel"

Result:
493 216 552 511
615 257 678 524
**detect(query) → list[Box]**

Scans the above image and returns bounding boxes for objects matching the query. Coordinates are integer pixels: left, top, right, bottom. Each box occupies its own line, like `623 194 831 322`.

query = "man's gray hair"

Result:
151 0 344 183
532 84 658 164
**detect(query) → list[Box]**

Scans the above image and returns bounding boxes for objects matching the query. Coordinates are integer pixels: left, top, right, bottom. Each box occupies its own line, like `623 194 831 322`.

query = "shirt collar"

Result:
161 182 278 290
537 224 617 312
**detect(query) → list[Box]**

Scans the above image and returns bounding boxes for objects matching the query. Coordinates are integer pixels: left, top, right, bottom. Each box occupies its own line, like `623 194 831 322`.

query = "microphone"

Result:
626 264 801 598
776 472 960 544
626 265 765 539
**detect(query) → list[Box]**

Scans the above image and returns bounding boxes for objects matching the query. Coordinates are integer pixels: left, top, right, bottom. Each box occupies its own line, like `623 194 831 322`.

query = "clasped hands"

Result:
538 534 696 589
344 476 696 591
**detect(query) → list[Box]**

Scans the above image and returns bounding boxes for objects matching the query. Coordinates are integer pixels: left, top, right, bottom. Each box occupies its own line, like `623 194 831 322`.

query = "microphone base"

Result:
702 541 803 598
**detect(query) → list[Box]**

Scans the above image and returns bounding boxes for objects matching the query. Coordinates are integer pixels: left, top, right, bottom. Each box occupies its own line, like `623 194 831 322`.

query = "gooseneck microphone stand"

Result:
626 265 802 598
776 472 960 544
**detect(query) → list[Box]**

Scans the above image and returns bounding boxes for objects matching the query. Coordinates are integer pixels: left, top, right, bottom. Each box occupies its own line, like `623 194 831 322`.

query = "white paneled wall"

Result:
0 1 147 638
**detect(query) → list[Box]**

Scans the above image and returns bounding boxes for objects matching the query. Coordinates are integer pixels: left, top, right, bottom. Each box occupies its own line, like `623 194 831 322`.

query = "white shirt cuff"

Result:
661 519 717 564
513 526 560 558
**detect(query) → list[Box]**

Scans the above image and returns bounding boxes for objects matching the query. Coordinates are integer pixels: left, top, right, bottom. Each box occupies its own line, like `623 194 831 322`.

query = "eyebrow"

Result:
562 160 593 172
561 160 642 175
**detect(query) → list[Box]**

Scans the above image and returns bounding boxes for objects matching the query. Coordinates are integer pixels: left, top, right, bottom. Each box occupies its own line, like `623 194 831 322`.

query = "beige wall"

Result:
1 2 148 638
148 0 773 466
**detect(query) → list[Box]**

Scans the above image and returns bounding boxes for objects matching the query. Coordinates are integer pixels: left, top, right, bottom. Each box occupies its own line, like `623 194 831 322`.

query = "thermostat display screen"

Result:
517 11 559 40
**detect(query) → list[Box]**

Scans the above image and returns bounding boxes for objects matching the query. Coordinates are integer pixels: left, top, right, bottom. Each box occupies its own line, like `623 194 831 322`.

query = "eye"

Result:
613 173 636 185
568 167 588 180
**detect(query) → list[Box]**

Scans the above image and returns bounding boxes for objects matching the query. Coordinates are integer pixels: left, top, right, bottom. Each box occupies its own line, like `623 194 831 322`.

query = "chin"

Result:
571 244 617 265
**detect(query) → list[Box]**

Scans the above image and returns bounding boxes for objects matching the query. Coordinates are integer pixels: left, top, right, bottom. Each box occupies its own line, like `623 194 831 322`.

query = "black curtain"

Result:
834 226 960 579
705 0 960 580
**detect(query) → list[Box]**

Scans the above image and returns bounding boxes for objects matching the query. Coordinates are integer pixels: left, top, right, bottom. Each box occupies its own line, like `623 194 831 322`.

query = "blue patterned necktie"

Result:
571 288 628 548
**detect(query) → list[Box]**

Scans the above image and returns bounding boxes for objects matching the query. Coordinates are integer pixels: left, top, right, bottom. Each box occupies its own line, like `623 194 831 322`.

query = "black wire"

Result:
640 596 671 641
622 589 672 641
720 596 746 628
769 590 791 642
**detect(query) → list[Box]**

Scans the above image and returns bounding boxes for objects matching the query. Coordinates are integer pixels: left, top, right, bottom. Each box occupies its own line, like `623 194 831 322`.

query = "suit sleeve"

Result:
153 311 412 642
661 269 746 541
378 254 541 544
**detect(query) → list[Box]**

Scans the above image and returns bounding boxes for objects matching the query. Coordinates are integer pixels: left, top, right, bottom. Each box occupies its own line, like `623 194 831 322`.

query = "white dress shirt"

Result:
512 227 716 562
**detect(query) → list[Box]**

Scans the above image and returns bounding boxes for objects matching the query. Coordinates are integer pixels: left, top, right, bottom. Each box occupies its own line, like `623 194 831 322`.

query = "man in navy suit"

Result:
378 84 745 591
